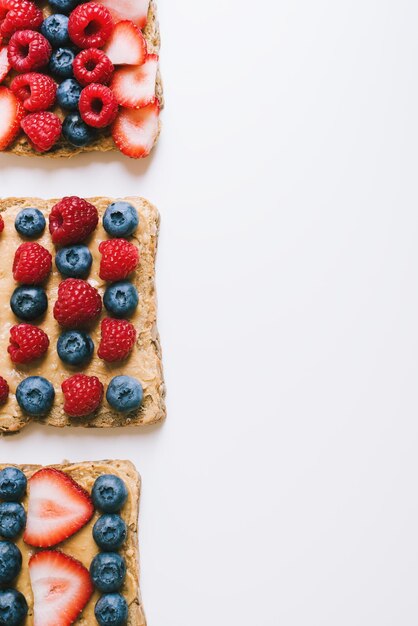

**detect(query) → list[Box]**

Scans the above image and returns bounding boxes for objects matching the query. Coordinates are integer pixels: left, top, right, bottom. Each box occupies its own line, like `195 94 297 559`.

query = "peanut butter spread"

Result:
0 196 165 433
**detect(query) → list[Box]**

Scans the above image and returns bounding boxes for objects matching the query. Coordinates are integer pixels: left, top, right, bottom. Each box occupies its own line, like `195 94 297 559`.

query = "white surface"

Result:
0 0 417 623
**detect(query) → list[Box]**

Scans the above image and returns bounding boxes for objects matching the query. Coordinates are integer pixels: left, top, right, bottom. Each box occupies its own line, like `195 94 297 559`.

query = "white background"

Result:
0 0 417 623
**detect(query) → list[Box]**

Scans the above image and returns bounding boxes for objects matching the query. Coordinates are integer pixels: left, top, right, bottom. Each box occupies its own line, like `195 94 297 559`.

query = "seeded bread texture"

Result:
4 0 163 158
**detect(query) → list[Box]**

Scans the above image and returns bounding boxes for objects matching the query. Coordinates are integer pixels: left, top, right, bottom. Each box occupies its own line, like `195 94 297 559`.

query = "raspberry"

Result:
73 48 113 86
21 111 62 152
0 377 9 405
68 3 113 49
49 196 99 246
54 278 102 327
0 0 43 39
62 374 104 417
79 83 118 128
99 239 139 282
97 317 136 362
8 323 49 363
13 242 52 284
0 215 4 233
8 30 51 73
11 73 57 112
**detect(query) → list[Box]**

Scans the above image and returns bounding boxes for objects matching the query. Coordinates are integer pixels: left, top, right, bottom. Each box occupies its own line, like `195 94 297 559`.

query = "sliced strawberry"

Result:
103 20 147 66
112 99 159 158
24 468 94 548
99 0 149 29
0 87 24 150
111 54 158 109
0 45 10 83
29 550 94 626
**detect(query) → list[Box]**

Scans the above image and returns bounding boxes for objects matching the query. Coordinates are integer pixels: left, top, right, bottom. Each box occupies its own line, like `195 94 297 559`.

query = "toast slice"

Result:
0 196 166 433
0 459 146 625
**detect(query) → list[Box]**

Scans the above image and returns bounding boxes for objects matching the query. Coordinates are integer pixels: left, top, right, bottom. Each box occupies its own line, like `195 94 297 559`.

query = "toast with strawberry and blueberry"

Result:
0 0 163 158
0 459 147 625
0 195 165 433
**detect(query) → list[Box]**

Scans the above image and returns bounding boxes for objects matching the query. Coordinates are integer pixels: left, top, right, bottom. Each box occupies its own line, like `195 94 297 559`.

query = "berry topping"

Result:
0 0 43 39
112 99 160 159
16 376 54 415
104 281 139 318
99 0 150 30
53 278 102 327
21 111 62 152
49 196 99 245
8 30 51 73
103 20 146 66
0 377 9 405
90 552 126 593
40 13 69 47
92 474 128 513
56 78 82 110
73 47 113 86
0 541 21 585
56 244 92 278
0 216 3 233
61 373 104 417
0 502 26 539
111 54 158 109
29 550 94 626
57 329 94 366
93 513 127 551
11 72 57 112
15 207 45 238
95 593 128 626
0 45 11 83
0 467 26 501
13 242 52 284
10 285 47 321
0 87 25 150
8 323 49 364
106 375 143 413
49 46 74 78
99 238 139 281
103 201 138 238
68 2 113 49
79 82 118 128
62 111 97 146
98 317 136 362
0 589 28 626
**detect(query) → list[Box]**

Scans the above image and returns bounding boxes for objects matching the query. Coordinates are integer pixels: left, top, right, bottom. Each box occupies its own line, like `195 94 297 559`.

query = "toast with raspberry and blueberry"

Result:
0 195 165 433
0 0 163 158
0 459 147 625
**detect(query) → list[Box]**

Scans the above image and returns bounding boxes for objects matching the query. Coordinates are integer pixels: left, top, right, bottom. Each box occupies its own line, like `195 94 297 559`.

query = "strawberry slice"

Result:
112 99 159 158
99 0 149 29
24 468 94 548
0 45 10 83
29 550 94 626
103 20 147 66
0 87 24 150
111 54 158 109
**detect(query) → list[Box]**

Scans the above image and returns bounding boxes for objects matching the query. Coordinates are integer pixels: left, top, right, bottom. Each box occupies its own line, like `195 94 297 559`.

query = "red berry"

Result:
11 73 57 112
68 2 113 49
73 48 113 86
0 45 11 83
49 196 98 246
8 30 51 73
112 100 160 159
8 323 49 363
0 215 4 233
0 377 9 404
62 374 103 417
0 87 25 150
99 238 139 281
97 317 136 362
0 0 43 39
79 83 117 128
53 278 102 328
13 242 52 284
21 111 61 153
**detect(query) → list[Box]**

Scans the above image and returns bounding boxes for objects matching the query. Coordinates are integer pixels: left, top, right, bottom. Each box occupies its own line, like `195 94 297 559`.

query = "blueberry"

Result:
92 475 128 513
90 553 126 593
10 286 47 321
41 14 69 47
0 589 28 626
103 282 139 318
56 244 92 278
103 202 139 238
93 514 127 551
49 47 74 78
49 0 80 14
95 593 128 626
56 78 82 111
63 112 97 147
106 376 143 413
14 208 45 238
16 377 55 416
0 468 26 502
57 330 94 366
0 504 26 540
0 542 21 585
